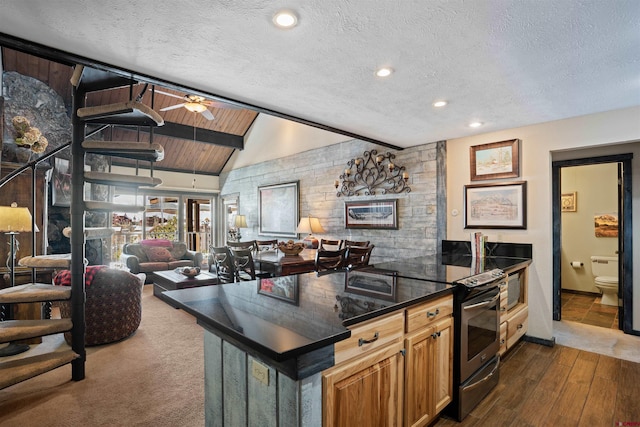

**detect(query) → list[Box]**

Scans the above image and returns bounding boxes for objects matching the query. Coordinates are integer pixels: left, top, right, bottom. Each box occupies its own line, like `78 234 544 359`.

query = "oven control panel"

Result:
456 268 505 288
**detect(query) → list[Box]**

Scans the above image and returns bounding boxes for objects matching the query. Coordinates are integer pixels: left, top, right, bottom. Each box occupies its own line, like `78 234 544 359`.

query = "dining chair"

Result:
256 239 278 250
344 244 375 269
319 239 342 251
209 246 236 284
227 240 258 252
342 239 371 249
314 247 347 272
230 248 256 281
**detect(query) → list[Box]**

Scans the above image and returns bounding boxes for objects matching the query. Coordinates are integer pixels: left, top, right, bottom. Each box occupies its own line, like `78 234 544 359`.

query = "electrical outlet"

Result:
251 360 269 386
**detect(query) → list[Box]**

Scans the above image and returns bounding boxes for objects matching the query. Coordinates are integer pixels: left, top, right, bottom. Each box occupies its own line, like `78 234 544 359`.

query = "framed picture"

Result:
594 213 618 237
464 181 527 229
561 192 577 212
257 275 299 305
52 157 72 207
470 139 520 181
344 199 398 229
345 269 397 302
258 181 299 238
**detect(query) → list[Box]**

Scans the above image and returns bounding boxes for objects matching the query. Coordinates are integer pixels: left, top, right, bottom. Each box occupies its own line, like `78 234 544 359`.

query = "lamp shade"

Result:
234 215 248 228
0 205 38 232
296 216 325 234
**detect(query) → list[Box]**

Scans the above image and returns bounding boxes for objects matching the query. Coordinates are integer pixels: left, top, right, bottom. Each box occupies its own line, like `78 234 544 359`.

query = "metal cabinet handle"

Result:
517 324 524 330
431 331 441 339
427 308 440 318
500 338 505 345
358 332 379 346
500 307 506 312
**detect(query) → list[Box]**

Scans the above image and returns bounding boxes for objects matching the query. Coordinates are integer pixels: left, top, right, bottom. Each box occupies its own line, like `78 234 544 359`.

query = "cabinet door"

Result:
404 326 435 427
323 342 404 427
432 316 453 415
404 316 453 427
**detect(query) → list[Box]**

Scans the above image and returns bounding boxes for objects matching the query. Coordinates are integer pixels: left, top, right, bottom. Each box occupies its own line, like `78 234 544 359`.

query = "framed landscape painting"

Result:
344 199 398 229
470 139 520 181
464 181 527 229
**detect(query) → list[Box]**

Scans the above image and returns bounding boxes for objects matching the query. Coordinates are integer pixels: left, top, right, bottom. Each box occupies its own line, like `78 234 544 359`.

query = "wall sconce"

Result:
335 149 411 197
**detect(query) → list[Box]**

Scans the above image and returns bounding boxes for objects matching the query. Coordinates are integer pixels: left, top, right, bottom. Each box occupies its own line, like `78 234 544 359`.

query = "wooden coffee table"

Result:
152 269 218 308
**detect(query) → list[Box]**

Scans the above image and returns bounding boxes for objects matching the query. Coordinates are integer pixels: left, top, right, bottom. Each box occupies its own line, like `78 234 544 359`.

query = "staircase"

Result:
0 65 165 389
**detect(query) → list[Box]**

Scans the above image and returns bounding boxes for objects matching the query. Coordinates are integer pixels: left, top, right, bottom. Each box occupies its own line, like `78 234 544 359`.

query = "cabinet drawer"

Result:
335 311 404 365
499 321 507 356
507 306 528 348
406 295 453 333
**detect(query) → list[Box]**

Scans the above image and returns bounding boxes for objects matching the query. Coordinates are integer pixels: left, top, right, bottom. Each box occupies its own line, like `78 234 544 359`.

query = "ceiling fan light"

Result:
184 102 208 113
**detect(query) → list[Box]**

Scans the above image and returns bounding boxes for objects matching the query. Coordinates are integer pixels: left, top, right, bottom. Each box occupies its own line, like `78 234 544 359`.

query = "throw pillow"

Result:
140 239 173 247
53 265 106 287
142 246 175 262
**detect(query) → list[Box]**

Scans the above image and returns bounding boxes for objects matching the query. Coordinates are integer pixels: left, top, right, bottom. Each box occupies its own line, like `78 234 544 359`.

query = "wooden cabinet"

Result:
499 267 529 355
404 296 453 427
323 339 404 427
323 295 454 427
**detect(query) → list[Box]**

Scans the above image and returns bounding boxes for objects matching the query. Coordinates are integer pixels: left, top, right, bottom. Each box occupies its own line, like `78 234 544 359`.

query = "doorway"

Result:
552 154 633 334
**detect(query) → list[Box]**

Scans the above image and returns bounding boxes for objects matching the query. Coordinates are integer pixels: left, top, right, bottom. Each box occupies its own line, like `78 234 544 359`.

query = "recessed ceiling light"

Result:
469 121 483 128
375 67 393 78
433 101 448 107
273 10 298 28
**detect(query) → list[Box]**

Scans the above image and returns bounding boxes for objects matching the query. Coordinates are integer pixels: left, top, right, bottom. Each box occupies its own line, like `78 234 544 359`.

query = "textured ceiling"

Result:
0 1 638 150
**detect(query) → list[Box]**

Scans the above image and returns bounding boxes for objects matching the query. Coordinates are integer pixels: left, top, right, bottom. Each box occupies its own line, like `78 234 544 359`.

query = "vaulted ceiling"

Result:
1 1 639 174
2 47 259 175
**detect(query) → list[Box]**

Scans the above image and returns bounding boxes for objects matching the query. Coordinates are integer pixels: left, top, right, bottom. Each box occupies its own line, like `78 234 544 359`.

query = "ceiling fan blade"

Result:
206 100 242 110
200 109 215 120
154 89 187 101
159 103 186 112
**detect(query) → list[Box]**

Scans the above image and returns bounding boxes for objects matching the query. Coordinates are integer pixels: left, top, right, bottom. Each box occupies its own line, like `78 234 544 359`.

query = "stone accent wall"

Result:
220 139 446 263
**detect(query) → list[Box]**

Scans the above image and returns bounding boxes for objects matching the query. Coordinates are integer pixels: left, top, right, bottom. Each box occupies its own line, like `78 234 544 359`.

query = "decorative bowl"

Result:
277 241 305 256
177 266 200 278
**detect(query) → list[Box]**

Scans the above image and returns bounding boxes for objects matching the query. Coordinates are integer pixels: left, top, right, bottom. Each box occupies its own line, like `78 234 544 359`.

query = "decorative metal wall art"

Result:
335 149 411 197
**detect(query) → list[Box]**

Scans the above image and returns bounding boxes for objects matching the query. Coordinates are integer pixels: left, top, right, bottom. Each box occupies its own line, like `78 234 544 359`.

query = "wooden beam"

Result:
111 122 244 150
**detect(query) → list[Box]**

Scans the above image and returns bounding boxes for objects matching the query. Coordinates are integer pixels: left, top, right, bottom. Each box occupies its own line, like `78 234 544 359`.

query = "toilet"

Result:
590 255 619 306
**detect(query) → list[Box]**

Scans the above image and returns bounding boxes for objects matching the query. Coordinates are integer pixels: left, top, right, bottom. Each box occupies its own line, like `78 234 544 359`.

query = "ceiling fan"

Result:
155 90 237 120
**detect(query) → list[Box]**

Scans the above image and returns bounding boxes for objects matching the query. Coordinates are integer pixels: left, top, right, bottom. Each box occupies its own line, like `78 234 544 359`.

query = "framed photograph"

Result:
258 181 299 238
257 276 299 305
470 139 520 181
344 199 398 229
561 192 577 212
345 269 397 302
52 157 72 207
464 181 527 229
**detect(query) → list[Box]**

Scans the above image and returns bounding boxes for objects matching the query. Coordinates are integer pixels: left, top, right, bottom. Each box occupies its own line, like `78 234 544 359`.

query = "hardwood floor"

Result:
434 340 640 426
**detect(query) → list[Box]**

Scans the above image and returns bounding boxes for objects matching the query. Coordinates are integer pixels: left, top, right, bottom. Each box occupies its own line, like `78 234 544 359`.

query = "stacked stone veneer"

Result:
220 138 446 263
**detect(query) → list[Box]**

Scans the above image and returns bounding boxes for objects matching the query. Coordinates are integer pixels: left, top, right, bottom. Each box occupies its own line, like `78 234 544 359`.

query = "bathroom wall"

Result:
561 163 619 293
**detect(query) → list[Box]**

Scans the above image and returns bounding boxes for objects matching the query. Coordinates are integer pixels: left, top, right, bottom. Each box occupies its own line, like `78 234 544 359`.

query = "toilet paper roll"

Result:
571 261 583 268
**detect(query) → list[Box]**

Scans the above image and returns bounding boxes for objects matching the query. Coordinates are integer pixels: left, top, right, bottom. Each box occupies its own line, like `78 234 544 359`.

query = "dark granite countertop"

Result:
162 244 532 379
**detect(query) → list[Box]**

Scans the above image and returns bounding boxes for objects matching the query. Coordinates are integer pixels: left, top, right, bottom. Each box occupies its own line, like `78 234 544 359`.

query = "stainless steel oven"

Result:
448 269 505 421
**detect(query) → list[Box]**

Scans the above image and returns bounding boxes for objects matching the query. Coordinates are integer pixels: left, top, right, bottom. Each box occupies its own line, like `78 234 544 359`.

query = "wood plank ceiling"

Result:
2 47 258 175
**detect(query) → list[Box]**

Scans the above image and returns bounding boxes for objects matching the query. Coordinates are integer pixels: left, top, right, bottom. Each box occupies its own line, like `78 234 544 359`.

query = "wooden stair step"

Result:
84 171 162 187
77 101 164 127
84 201 146 213
70 64 136 92
0 319 73 343
0 347 79 390
82 141 164 162
0 283 71 304
18 254 72 269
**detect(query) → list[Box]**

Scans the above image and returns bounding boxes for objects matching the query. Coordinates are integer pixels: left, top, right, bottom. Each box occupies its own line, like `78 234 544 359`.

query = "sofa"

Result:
120 240 203 279
55 266 145 346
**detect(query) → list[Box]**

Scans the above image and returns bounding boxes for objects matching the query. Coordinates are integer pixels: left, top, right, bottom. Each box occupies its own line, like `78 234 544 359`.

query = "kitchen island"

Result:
163 249 531 426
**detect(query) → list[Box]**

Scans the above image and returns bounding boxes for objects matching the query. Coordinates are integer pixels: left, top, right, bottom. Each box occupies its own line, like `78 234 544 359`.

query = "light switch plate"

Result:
251 360 269 386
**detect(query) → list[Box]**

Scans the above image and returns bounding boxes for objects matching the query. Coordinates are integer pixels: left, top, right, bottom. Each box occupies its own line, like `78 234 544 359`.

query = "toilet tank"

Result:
590 256 618 277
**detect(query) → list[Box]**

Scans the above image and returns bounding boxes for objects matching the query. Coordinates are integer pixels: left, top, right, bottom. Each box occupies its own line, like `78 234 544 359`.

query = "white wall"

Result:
447 106 640 339
561 164 618 293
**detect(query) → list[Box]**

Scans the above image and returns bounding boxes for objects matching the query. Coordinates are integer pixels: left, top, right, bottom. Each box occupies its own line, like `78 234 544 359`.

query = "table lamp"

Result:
0 203 38 357
232 215 247 241
296 216 325 249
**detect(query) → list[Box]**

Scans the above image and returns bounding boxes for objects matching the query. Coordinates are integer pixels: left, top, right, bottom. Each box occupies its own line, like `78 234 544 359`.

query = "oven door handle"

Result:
461 357 500 392
463 294 499 310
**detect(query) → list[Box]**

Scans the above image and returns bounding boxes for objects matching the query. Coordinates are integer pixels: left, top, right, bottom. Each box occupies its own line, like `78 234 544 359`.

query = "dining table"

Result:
253 248 317 276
